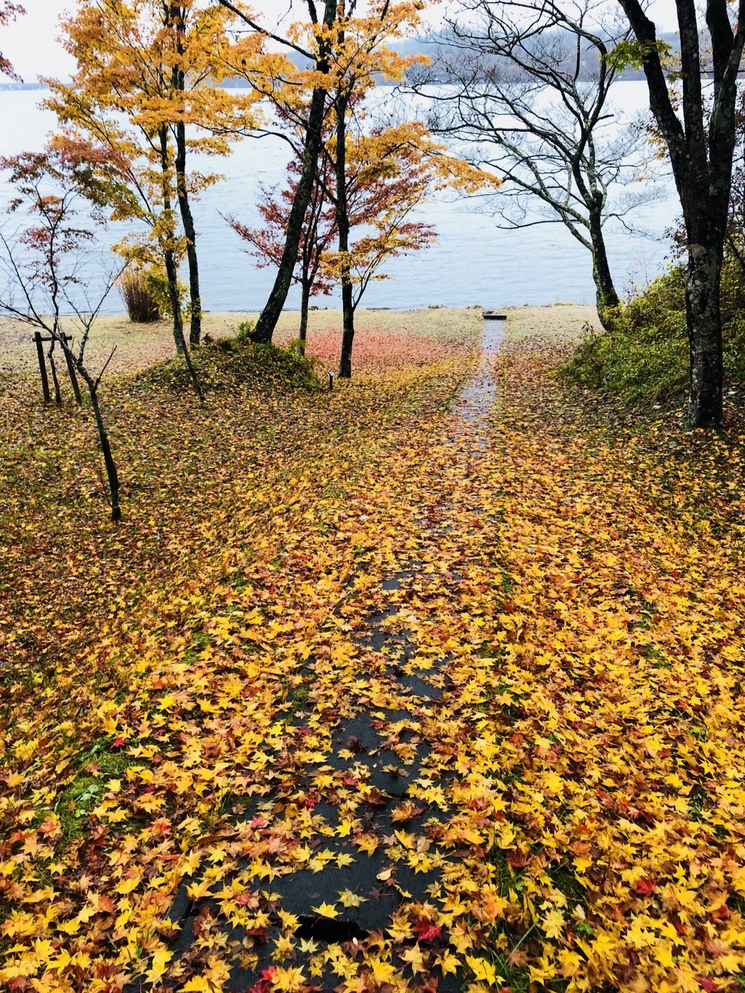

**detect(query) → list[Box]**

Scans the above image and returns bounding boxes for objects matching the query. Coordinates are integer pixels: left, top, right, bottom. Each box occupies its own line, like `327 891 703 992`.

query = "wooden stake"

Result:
34 332 51 403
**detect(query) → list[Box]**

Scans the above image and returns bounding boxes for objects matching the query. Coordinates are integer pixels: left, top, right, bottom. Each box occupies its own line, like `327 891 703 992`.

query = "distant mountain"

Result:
0 82 46 91
397 30 681 84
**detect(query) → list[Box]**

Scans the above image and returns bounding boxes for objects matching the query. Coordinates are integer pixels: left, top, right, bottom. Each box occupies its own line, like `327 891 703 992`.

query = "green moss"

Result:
54 739 138 843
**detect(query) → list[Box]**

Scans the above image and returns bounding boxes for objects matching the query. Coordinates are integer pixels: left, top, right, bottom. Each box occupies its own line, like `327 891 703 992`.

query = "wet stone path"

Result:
133 319 504 992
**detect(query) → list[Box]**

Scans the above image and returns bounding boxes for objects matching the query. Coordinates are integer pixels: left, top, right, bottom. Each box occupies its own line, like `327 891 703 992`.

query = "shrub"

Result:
141 268 187 319
118 268 161 323
562 261 745 406
135 334 322 395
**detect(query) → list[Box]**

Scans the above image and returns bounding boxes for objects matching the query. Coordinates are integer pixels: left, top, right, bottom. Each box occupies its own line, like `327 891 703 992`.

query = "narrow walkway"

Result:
148 319 505 992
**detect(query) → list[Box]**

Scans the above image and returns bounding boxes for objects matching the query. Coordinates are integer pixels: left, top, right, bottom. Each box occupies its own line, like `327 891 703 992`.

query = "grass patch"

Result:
560 262 745 407
54 739 138 843
136 335 323 395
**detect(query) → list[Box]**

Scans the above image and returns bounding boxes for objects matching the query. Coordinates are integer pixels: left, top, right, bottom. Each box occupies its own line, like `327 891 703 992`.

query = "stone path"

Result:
130 318 504 992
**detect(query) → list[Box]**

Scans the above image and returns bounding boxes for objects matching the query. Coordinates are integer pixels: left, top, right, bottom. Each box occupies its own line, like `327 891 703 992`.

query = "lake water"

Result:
0 83 676 314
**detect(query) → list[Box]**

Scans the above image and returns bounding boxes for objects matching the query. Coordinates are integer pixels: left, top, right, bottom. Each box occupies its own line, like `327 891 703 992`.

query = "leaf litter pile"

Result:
1 309 745 993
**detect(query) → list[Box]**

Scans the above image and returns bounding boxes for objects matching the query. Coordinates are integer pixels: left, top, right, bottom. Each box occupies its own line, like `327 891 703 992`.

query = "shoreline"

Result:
0 303 601 379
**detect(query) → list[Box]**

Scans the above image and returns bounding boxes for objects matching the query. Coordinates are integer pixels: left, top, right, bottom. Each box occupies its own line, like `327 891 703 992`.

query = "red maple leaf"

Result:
413 917 442 942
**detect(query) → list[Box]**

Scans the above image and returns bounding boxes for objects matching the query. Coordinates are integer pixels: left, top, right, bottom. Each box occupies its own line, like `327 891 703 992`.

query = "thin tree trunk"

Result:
79 372 121 522
251 0 336 345
165 247 187 354
164 245 204 401
299 280 310 352
175 120 202 347
335 92 355 379
170 3 202 346
727 233 745 276
50 332 123 521
158 124 186 356
685 236 724 427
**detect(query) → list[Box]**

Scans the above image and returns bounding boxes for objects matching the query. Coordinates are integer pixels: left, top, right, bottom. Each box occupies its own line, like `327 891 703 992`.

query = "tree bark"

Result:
299 280 310 351
72 354 122 521
47 340 62 405
163 242 204 400
88 383 122 522
158 124 187 356
338 287 354 378
588 207 619 328
685 234 724 427
617 0 745 426
164 246 187 354
170 3 202 346
335 91 355 379
175 119 202 347
251 0 336 344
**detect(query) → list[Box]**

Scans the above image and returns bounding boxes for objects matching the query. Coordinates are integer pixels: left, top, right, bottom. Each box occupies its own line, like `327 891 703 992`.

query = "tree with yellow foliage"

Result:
47 0 255 350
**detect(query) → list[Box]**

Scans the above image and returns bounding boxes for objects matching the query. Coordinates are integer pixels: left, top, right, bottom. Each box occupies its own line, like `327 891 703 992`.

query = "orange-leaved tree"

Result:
227 153 337 351
47 0 256 351
307 0 426 377
324 115 497 377
217 0 338 344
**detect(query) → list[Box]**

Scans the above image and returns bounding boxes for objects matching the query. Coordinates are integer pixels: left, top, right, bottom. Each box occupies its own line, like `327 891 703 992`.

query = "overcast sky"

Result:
3 0 682 84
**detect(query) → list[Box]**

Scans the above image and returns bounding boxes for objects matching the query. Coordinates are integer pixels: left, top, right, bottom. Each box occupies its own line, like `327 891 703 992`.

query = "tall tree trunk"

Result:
588 208 619 329
164 246 187 354
299 280 310 352
679 165 729 427
335 92 355 379
175 119 202 347
158 124 186 355
616 0 743 426
685 233 724 427
170 3 202 346
251 0 336 345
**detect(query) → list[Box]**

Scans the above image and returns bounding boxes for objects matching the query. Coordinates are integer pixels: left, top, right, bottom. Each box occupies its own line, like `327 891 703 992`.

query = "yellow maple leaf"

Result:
542 908 565 939
183 978 212 993
338 889 366 908
437 950 461 976
466 955 499 985
369 957 397 983
146 947 173 984
312 902 338 918
654 940 675 968
115 873 141 894
401 944 426 974
273 966 307 992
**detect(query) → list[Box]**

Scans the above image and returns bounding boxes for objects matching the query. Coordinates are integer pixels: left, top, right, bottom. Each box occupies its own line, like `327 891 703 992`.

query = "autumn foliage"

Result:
2 308 745 991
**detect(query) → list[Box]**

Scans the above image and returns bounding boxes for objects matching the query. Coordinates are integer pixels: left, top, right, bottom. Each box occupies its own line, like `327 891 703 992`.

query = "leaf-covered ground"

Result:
2 306 745 993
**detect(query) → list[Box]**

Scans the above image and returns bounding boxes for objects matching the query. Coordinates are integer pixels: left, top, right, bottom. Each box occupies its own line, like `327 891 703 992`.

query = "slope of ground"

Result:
2 305 745 993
